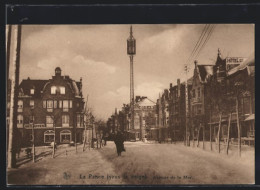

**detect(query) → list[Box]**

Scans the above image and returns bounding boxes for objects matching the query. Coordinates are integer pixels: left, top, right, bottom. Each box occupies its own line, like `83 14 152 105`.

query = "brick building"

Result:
17 67 85 146
169 78 192 141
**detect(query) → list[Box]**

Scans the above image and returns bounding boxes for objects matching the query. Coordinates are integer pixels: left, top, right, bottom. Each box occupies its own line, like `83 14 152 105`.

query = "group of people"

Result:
113 130 125 156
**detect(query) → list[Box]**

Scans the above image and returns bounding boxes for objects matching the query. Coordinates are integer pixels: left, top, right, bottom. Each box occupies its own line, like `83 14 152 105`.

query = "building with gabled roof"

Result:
16 67 85 147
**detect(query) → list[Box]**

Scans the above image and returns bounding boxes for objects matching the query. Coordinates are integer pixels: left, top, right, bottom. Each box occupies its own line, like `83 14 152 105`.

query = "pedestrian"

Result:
114 130 125 156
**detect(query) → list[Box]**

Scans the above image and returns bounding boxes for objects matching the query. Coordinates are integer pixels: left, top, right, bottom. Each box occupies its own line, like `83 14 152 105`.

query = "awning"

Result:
245 114 255 121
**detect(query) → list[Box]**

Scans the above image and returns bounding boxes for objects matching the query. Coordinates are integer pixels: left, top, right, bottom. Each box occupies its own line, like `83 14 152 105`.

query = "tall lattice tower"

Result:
127 25 136 130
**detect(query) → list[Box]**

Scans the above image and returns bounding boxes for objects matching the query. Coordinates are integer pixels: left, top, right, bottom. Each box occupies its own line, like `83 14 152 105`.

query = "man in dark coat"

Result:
114 130 125 156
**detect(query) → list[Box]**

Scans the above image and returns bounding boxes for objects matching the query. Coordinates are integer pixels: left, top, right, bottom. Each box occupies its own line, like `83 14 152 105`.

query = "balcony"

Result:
63 108 69 112
47 108 53 112
46 123 54 128
77 123 84 128
62 123 69 127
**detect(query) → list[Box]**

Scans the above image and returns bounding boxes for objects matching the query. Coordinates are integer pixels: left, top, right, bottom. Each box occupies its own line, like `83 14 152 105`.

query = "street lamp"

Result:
30 106 35 163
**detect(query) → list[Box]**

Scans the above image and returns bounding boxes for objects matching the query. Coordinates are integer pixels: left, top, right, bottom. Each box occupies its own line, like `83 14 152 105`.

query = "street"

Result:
8 141 254 185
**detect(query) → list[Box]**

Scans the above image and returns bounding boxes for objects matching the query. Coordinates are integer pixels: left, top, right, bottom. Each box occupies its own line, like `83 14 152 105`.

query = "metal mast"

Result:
127 25 136 130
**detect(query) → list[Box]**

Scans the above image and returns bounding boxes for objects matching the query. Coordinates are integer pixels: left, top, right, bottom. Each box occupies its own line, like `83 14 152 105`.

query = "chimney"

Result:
170 83 172 88
177 79 181 97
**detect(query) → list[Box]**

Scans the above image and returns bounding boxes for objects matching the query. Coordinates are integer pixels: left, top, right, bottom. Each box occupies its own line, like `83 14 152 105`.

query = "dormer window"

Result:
30 88 35 95
51 86 65 95
30 100 34 109
60 87 65 94
51 86 57 94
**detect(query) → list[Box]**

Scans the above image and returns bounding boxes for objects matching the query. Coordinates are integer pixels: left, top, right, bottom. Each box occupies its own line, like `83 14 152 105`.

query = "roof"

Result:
228 53 255 76
197 65 214 82
72 80 80 96
137 98 156 107
19 79 49 98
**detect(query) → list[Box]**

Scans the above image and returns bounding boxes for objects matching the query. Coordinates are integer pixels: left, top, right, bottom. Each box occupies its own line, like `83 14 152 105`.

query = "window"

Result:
46 116 53 127
54 100 57 108
44 130 55 143
243 97 251 115
63 100 69 112
192 90 195 98
30 100 34 109
47 100 53 112
62 115 69 127
18 100 23 112
17 114 23 128
29 115 34 123
51 86 57 94
30 88 35 95
60 87 65 94
43 100 46 108
59 100 62 108
69 100 73 108
60 130 71 143
198 88 201 98
77 114 82 127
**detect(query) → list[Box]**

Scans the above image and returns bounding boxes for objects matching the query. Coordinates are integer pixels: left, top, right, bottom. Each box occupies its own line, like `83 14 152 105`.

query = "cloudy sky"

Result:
8 24 254 120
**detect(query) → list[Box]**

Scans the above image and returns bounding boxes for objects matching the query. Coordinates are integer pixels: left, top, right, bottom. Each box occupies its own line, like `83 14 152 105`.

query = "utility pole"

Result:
52 118 56 158
127 25 136 133
8 25 22 168
184 64 190 146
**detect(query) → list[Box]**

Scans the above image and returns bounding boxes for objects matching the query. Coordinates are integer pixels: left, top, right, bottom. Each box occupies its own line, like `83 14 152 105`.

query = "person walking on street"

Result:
114 130 125 156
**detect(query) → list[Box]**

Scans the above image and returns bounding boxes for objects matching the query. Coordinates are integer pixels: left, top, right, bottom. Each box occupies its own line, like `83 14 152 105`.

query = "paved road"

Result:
7 141 254 185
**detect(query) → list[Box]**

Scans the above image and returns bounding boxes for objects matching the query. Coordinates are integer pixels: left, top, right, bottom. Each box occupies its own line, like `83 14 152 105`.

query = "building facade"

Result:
16 67 85 146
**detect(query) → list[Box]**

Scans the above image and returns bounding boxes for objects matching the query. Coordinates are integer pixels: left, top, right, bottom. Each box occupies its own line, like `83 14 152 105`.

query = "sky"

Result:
8 24 254 120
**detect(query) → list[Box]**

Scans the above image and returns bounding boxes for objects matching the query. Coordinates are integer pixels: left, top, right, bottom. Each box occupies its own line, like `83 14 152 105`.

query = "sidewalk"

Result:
8 143 125 185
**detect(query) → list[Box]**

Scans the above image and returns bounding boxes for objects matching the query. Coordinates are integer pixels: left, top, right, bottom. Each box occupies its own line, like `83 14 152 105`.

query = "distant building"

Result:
134 96 157 140
169 78 192 141
16 67 85 146
190 60 214 141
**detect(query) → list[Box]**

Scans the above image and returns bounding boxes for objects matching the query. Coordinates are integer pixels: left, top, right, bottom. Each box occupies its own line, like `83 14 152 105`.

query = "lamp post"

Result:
52 115 56 158
91 115 94 148
30 106 35 163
